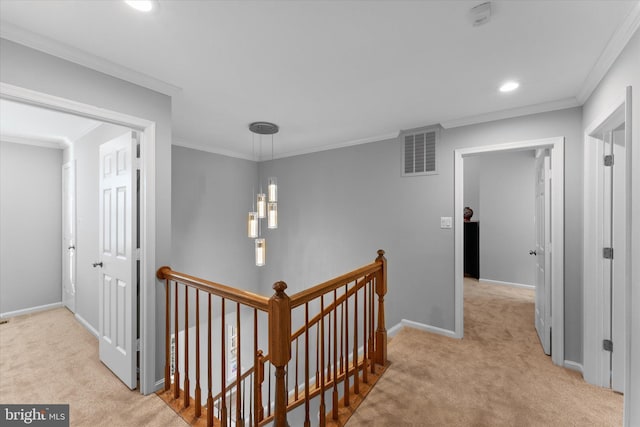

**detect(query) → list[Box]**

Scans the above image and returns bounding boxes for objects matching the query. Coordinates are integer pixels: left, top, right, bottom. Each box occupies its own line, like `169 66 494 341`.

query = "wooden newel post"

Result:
269 281 291 427
255 350 265 423
375 250 387 366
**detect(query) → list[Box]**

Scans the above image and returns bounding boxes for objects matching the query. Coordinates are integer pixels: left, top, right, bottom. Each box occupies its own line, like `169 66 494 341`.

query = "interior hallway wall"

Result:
0 141 62 314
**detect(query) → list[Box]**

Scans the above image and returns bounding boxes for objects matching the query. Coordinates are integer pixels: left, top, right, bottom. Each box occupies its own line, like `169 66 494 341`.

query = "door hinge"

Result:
603 339 613 352
603 247 614 259
136 248 141 260
137 338 141 352
604 155 614 166
135 158 142 170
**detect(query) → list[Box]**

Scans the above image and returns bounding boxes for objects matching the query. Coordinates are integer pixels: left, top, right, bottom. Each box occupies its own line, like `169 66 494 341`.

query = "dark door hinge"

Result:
603 339 613 352
603 247 614 259
604 155 614 166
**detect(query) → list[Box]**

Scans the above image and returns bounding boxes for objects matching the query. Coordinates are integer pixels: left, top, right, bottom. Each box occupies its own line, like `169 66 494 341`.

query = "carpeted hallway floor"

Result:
348 279 623 426
1 279 623 426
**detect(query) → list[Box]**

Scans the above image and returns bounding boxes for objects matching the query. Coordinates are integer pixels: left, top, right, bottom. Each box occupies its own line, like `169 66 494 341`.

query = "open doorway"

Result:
0 82 157 394
453 137 565 366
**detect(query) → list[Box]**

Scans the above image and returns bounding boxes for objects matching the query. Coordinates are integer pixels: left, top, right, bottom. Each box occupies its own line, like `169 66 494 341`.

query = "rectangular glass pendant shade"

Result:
255 238 266 266
257 193 266 218
247 212 258 238
268 177 277 202
267 202 277 229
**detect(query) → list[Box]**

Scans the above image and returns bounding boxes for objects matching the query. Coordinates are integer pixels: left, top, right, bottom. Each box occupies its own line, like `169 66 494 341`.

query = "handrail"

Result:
289 262 380 308
157 266 270 311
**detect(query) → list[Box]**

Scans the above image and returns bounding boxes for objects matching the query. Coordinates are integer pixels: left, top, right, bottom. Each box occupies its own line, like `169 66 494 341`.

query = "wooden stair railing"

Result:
156 249 388 427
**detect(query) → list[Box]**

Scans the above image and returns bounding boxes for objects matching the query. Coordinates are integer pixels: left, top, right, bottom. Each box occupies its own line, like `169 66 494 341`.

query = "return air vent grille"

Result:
402 128 438 176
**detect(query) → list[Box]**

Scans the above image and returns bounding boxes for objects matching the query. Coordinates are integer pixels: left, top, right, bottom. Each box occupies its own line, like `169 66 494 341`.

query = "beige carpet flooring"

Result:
348 279 623 426
0 307 188 427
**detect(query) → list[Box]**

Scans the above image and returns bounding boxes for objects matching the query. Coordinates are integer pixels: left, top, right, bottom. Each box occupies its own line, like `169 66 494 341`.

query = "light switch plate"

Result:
440 217 452 229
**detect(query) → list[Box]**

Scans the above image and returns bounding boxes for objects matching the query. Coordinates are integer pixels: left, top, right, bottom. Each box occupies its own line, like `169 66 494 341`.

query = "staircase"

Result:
156 250 388 427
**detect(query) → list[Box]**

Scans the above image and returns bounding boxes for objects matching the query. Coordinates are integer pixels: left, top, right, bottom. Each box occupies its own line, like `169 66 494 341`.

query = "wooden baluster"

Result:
184 286 190 408
236 303 242 425
269 281 291 427
319 294 326 427
315 322 320 389
255 350 264 423
327 311 332 382
294 338 299 401
375 250 388 366
353 281 359 395
362 281 368 385
207 294 213 427
339 300 344 375
332 289 338 420
195 290 201 417
343 283 350 407
164 279 171 391
267 362 271 418
220 298 227 427
174 282 180 399
304 302 311 427
369 278 375 375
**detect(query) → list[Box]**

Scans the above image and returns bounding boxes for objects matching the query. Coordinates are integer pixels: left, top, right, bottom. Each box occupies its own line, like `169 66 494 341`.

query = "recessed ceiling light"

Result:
499 81 520 93
124 0 156 13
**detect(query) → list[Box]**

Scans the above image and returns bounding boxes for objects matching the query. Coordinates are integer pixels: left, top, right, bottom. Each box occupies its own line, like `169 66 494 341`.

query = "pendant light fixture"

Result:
247 121 279 266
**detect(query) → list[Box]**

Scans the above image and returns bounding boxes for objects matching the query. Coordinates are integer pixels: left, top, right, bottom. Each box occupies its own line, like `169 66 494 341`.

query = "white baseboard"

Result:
479 278 535 290
155 379 165 391
0 301 63 319
388 322 404 337
564 360 584 375
75 313 99 338
398 319 458 339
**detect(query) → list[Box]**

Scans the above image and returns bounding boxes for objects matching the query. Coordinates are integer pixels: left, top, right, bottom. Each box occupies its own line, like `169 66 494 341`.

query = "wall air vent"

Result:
401 126 440 176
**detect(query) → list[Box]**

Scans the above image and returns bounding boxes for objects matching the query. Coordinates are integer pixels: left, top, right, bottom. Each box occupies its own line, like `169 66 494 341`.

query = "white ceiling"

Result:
1 1 638 159
0 98 99 147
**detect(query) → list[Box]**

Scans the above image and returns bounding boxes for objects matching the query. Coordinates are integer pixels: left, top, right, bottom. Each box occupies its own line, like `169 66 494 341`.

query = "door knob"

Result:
68 245 75 250
92 262 103 268
529 250 537 256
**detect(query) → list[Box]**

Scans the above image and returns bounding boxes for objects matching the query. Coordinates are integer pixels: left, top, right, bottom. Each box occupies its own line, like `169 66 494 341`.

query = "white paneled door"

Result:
98 132 138 389
534 150 551 355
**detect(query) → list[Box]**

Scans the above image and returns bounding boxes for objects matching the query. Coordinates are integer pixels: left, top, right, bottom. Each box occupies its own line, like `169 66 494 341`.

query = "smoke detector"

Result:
470 2 492 27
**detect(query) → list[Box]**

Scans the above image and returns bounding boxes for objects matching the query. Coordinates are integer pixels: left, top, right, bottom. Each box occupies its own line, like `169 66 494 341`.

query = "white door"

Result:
62 161 76 313
534 150 551 355
98 132 138 389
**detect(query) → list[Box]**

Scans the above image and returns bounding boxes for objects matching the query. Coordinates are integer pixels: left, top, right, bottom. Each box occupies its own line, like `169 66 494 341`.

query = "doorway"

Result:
454 137 565 366
0 81 157 394
583 88 631 394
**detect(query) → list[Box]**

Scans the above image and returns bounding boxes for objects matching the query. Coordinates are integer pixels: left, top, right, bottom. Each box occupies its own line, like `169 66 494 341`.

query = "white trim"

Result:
0 133 66 149
400 319 458 339
454 137 564 365
441 98 579 129
75 313 99 338
576 3 640 104
154 379 165 391
387 322 404 338
478 278 535 290
564 360 584 375
0 81 157 396
0 23 182 97
0 302 63 319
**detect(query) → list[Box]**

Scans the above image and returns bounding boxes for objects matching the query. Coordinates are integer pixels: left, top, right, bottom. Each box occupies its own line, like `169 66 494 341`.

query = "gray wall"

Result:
0 141 62 314
70 123 132 331
171 146 259 291
257 106 583 363
0 38 172 386
582 27 639 424
478 150 536 286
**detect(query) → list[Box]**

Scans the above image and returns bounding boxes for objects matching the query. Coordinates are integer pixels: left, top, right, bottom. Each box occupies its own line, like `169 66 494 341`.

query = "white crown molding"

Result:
1 132 67 149
440 97 580 129
576 2 640 104
271 131 399 160
0 22 182 97
172 139 256 161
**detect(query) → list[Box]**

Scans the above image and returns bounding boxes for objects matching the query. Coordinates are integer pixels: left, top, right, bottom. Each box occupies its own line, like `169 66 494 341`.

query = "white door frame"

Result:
0 82 157 395
62 160 76 313
454 137 565 366
583 88 631 397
